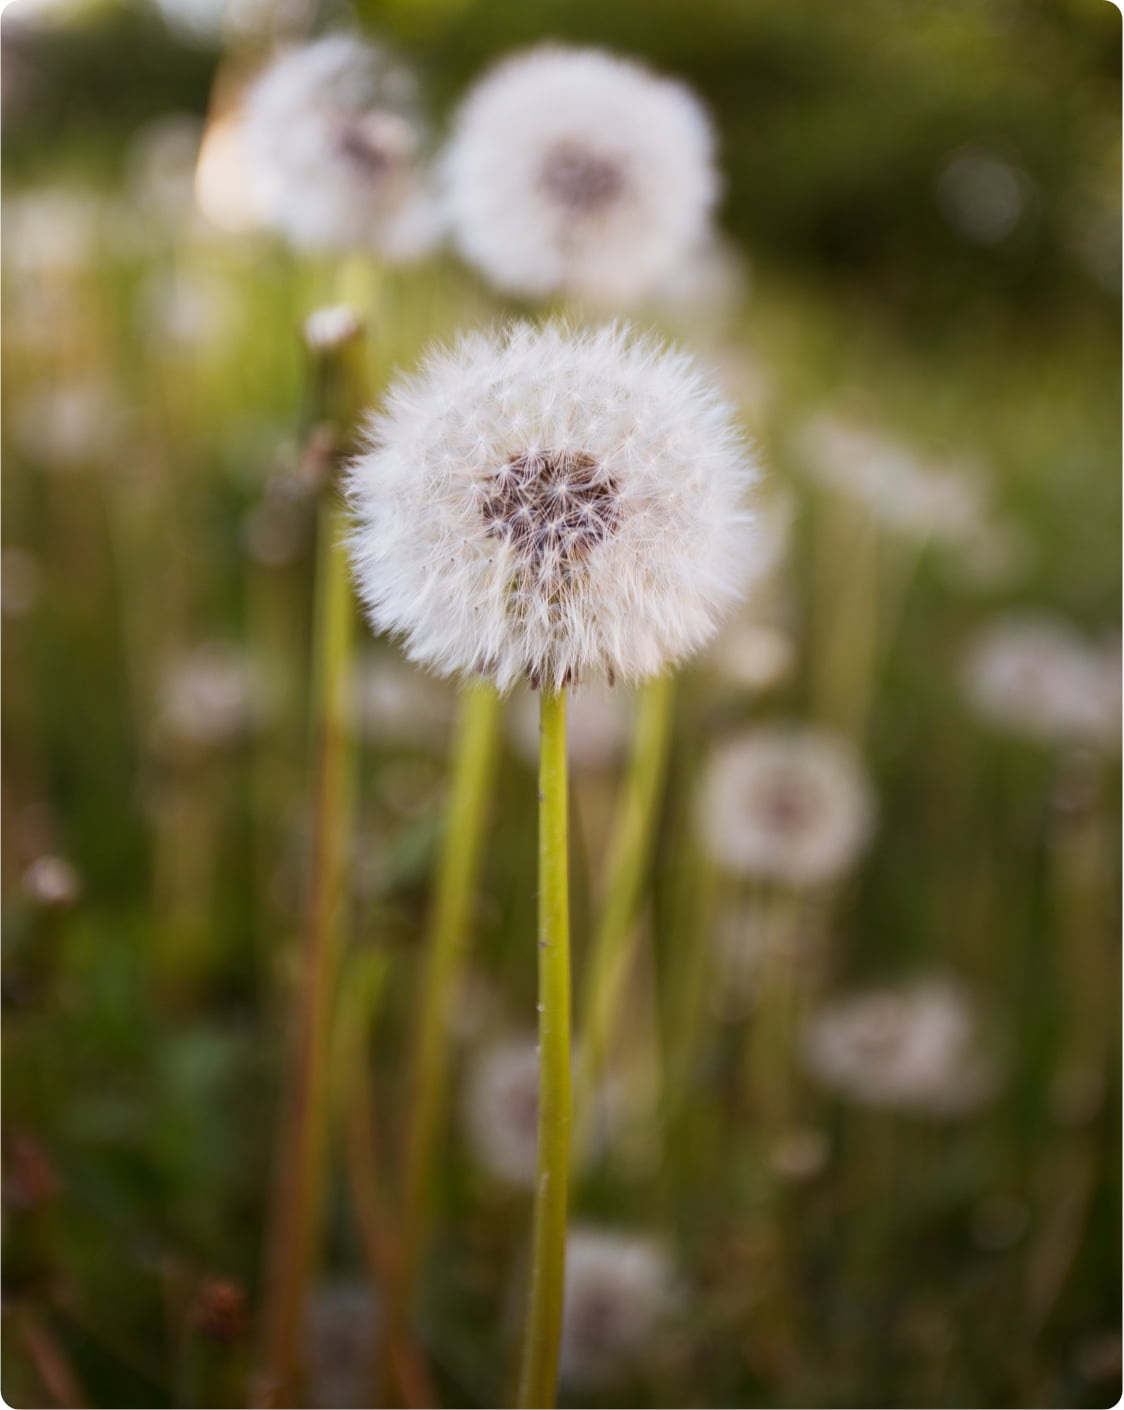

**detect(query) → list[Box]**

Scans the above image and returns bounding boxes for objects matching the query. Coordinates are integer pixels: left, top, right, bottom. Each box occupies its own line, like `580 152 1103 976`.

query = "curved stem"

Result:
572 674 675 1145
400 679 502 1295
517 687 572 1410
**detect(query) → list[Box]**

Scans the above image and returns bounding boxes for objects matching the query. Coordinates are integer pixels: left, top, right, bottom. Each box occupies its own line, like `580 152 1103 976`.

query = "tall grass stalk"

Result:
255 319 367 1407
517 686 572 1410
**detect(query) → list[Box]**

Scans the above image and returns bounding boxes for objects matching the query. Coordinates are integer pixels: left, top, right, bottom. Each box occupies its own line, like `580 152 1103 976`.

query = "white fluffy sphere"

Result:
441 45 718 305
242 35 438 257
347 321 761 692
699 725 876 887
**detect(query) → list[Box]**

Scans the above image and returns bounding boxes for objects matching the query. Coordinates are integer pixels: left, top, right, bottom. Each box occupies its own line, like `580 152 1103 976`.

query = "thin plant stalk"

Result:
331 948 439 1410
400 679 502 1295
572 673 675 1144
256 491 356 1407
517 686 572 1410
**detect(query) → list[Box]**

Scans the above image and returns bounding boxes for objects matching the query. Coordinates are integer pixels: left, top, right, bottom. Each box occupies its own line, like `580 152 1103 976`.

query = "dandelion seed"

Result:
803 977 1003 1117
242 35 439 258
560 1227 678 1388
698 726 875 888
347 321 759 692
441 45 718 305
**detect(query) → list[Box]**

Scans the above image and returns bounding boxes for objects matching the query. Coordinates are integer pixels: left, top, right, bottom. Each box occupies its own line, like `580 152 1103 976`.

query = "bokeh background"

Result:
2 1 1120 1407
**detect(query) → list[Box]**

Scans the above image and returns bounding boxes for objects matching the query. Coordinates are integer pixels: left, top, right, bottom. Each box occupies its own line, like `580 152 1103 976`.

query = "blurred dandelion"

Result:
463 1036 549 1188
699 726 875 887
441 45 718 306
157 643 262 750
560 1228 679 1389
22 855 83 908
803 978 1003 1116
963 613 1118 749
1 547 43 618
346 651 453 747
242 35 439 258
801 412 990 549
936 145 1034 247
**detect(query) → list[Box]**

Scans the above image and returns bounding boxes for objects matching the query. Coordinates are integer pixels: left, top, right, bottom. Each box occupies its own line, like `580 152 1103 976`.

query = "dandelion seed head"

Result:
22 855 82 908
157 643 261 749
561 1227 678 1388
441 45 718 305
303 304 363 353
963 613 1118 749
463 1035 543 1186
699 726 875 887
803 978 1003 1117
801 412 989 547
242 35 437 258
347 652 453 746
347 321 760 691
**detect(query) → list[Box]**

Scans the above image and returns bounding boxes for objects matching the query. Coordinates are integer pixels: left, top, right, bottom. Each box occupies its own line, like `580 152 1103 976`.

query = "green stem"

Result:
572 674 675 1146
256 494 356 1407
517 687 572 1410
400 679 502 1295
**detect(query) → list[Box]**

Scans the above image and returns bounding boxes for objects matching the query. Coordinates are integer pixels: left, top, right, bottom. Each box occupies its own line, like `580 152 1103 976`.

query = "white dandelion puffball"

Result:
241 35 438 257
803 978 1003 1117
463 1035 607 1186
963 613 1118 749
800 411 988 548
347 651 453 747
561 1227 678 1389
699 726 876 887
157 643 262 749
441 45 718 305
347 321 760 692
462 1036 542 1186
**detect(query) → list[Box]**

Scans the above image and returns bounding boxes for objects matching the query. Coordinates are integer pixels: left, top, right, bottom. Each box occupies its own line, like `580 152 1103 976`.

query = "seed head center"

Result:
483 451 620 569
539 142 627 213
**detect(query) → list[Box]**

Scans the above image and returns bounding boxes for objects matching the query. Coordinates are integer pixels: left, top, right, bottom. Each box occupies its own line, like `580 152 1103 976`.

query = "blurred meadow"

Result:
1 1 1121 1407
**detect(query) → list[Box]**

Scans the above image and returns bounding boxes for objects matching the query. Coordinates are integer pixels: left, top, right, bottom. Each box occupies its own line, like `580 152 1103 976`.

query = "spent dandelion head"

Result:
963 612 1118 749
462 1034 615 1186
157 643 262 750
803 977 1003 1117
699 725 876 887
347 320 761 692
560 1227 679 1388
441 45 718 306
242 34 438 258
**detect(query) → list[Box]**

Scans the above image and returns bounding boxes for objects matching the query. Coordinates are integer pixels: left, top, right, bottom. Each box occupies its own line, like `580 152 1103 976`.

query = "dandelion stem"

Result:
401 678 502 1294
572 674 675 1144
518 686 572 1410
256 491 356 1407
